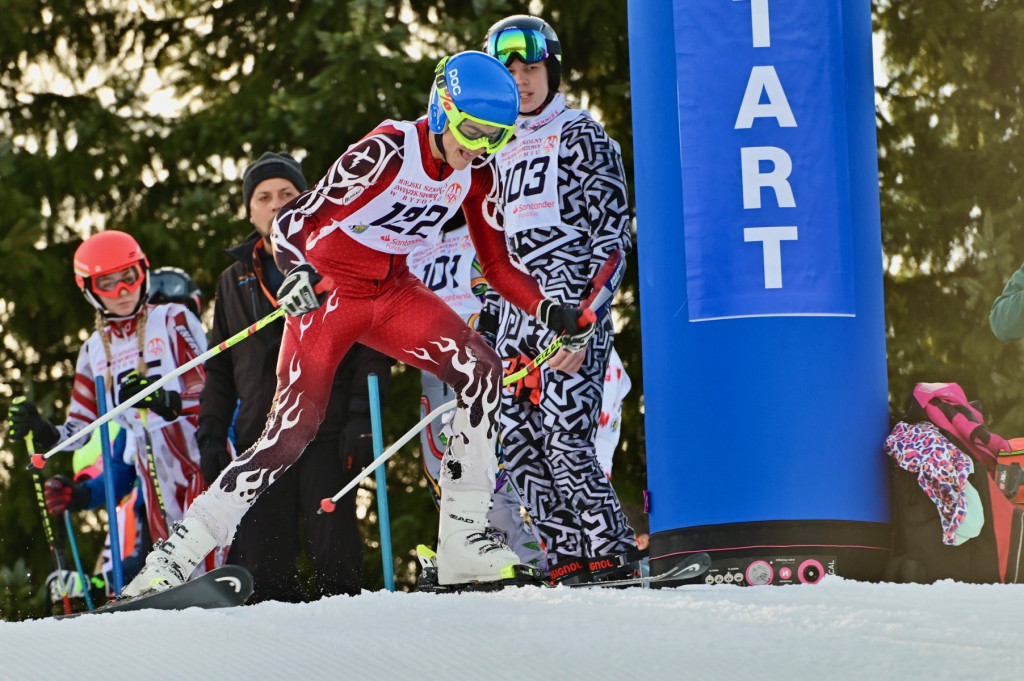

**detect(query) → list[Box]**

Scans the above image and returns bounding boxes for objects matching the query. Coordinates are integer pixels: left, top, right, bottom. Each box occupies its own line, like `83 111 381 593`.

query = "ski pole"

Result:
30 277 334 468
94 376 124 594
63 512 94 610
138 409 170 535
580 248 626 322
317 331 574 514
20 423 73 615
50 520 78 615
504 309 597 383
319 399 457 513
504 334 568 383
368 373 395 592
503 249 622 383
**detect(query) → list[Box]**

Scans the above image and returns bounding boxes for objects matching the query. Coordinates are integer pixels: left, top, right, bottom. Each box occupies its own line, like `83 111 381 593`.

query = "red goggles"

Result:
91 265 145 299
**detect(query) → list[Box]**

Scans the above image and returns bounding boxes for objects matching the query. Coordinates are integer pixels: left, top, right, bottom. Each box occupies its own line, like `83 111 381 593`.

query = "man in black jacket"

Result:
197 151 394 602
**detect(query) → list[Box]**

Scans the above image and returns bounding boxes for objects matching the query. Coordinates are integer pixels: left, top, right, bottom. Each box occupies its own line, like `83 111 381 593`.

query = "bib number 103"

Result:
504 157 550 203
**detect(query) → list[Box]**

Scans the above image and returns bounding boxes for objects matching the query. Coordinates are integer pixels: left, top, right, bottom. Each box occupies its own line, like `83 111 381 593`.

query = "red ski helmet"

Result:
73 230 150 318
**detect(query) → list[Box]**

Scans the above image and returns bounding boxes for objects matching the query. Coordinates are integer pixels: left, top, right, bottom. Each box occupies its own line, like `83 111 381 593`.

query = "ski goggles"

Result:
91 264 145 298
487 28 552 66
447 110 515 154
150 269 190 300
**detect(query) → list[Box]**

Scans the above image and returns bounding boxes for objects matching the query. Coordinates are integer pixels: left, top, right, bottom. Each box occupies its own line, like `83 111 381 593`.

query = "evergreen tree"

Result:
875 1 1024 429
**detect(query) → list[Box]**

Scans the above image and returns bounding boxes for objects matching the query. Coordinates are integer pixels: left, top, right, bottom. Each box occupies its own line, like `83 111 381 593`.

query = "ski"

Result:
415 544 712 593
566 552 712 589
56 565 254 618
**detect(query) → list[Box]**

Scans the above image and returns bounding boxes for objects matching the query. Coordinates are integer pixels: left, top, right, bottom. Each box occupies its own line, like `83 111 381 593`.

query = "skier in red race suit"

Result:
122 50 597 596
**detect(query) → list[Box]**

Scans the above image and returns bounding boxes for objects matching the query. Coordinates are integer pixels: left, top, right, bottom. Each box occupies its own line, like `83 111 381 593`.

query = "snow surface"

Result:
2 576 1020 680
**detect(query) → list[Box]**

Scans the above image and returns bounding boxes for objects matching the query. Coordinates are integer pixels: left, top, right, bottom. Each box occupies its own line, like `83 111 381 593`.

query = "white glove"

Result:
277 264 325 317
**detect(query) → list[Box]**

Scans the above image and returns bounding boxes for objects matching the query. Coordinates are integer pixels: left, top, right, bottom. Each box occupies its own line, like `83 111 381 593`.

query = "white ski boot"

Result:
121 516 218 597
437 488 521 585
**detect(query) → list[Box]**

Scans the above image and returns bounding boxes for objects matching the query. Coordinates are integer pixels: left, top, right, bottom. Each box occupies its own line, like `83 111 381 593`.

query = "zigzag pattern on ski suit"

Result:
495 95 635 565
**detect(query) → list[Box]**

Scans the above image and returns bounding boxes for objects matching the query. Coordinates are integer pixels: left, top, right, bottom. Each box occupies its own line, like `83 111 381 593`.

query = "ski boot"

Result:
121 517 217 598
429 489 544 590
417 543 544 593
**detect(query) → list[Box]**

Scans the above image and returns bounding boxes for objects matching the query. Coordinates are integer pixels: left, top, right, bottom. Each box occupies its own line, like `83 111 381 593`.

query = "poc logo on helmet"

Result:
447 68 461 96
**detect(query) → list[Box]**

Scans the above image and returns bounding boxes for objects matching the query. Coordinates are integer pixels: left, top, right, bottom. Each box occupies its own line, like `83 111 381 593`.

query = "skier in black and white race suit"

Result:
409 217 636 574
407 214 548 572
485 16 638 574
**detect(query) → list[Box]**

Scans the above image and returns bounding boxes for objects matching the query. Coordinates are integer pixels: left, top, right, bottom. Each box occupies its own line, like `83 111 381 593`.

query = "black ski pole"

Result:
138 409 170 534
18 409 74 616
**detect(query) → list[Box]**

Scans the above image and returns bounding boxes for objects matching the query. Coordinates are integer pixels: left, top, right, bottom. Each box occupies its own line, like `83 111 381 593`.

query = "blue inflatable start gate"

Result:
627 0 890 585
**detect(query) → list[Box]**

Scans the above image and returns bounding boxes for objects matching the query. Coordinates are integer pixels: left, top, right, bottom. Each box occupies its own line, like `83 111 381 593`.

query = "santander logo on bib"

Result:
445 183 463 205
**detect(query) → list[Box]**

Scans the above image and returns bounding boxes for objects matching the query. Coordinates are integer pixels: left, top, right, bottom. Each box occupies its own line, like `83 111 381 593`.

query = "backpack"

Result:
884 382 1024 584
904 382 1011 473
996 438 1024 507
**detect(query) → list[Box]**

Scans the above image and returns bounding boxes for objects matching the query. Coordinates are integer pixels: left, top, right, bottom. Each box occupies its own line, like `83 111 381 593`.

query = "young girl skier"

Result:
7 231 217 586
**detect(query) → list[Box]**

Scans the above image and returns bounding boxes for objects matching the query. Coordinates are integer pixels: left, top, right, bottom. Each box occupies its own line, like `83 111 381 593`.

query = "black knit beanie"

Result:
242 152 308 217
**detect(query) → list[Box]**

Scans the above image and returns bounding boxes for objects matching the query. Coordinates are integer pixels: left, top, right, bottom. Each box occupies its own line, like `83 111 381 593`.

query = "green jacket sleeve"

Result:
990 262 1024 342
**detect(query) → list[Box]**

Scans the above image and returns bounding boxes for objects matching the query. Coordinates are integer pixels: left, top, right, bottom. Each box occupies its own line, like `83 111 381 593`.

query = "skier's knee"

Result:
442 331 502 392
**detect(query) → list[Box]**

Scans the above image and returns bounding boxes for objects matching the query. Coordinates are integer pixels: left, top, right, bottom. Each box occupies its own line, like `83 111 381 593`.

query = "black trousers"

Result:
227 436 362 603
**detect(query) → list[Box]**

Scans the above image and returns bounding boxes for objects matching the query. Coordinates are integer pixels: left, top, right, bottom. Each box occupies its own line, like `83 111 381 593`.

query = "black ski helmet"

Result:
149 266 203 317
484 15 562 94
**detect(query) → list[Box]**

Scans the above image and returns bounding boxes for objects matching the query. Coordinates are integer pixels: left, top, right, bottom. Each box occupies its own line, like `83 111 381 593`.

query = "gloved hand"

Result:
118 372 182 421
43 475 91 516
199 439 233 486
536 300 597 353
503 355 542 405
277 263 325 317
476 308 499 349
340 417 375 472
7 398 60 449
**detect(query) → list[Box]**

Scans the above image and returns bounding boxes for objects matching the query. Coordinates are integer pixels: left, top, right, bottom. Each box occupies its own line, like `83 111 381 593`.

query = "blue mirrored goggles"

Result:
150 271 190 298
487 28 550 66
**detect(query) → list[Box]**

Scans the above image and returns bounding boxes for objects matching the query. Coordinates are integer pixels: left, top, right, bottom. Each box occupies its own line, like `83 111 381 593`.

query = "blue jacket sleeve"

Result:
80 429 137 509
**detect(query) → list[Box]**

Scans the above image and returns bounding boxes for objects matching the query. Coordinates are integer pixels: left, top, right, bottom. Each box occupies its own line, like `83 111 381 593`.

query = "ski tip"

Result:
319 498 336 514
30 454 45 469
580 309 596 326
